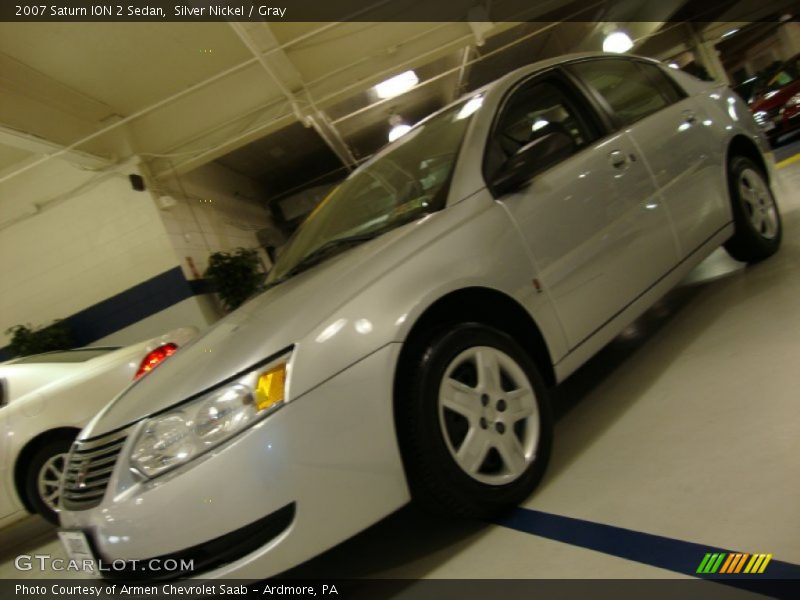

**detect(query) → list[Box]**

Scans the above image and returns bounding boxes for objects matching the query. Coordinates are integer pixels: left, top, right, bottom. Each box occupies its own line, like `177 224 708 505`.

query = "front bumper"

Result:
59 343 410 579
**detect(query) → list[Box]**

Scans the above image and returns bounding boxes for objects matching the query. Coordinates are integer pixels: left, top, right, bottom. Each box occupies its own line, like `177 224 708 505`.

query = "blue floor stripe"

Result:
496 507 800 582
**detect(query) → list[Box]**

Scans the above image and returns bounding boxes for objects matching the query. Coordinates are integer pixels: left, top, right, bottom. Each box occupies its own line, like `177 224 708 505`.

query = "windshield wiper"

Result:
264 211 431 291
263 231 381 291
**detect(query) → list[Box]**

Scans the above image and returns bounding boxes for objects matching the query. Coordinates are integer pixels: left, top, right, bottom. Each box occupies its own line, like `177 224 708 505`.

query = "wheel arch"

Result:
13 427 79 512
727 134 769 183
394 286 556 396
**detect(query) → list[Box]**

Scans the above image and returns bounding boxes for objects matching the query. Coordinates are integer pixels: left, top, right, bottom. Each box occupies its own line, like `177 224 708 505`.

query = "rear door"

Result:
485 69 678 348
568 58 728 257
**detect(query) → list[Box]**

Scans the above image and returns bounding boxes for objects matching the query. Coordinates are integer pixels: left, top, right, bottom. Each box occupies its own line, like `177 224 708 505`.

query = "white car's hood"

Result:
0 362 86 405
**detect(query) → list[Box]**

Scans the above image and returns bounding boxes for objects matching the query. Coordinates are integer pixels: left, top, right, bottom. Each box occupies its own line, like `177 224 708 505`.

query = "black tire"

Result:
723 156 782 263
24 437 73 525
396 323 553 519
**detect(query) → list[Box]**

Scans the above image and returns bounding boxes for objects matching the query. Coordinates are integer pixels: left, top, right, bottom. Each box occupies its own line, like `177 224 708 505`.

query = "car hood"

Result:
85 218 434 435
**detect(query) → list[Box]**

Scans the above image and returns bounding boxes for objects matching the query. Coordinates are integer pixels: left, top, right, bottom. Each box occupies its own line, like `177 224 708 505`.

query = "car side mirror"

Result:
492 131 575 195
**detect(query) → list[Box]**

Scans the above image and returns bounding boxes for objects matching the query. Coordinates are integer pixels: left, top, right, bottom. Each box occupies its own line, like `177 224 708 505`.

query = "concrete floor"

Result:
2 155 799 584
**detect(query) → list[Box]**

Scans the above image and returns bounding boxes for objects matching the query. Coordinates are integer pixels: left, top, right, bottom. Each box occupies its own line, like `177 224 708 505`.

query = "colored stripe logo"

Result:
697 552 772 574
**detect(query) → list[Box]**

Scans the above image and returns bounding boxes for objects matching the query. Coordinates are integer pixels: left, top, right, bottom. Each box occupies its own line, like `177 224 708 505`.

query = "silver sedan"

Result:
58 52 780 580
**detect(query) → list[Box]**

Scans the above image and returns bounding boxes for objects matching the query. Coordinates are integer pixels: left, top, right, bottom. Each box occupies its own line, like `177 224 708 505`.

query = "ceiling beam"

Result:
0 125 111 169
228 21 358 169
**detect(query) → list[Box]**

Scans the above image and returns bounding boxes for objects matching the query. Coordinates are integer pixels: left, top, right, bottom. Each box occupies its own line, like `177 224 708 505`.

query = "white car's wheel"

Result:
25 437 73 524
397 323 553 518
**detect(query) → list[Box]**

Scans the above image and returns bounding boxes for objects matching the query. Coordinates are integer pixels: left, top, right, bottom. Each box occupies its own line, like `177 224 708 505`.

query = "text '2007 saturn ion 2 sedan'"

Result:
59 53 781 580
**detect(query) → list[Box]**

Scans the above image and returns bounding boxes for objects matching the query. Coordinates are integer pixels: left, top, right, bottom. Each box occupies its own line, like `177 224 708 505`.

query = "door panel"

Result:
625 97 729 255
500 133 677 347
568 58 728 257
487 72 679 348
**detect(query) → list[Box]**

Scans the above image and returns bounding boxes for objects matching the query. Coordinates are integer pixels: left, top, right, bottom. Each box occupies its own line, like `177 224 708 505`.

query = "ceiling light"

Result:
532 119 549 131
603 31 633 54
374 70 419 99
721 28 740 39
668 62 680 69
388 123 411 142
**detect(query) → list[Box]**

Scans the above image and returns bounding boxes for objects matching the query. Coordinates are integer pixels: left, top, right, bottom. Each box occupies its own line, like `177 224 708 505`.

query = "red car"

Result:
750 53 800 144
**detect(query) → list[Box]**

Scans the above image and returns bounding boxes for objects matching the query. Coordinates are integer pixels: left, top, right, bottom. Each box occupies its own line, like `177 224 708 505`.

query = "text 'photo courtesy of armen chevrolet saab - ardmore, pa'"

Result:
1 1 800 599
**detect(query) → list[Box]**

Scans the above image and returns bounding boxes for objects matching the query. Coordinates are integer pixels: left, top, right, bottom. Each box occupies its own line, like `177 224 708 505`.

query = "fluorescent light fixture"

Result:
388 123 412 142
603 31 633 53
721 28 740 39
668 62 680 69
456 94 484 120
374 70 419 99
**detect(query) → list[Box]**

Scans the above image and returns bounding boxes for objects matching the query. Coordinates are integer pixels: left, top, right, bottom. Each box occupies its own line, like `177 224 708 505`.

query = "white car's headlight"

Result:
130 354 289 478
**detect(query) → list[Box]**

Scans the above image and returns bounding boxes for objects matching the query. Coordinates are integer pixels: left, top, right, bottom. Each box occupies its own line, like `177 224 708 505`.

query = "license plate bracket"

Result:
58 530 96 572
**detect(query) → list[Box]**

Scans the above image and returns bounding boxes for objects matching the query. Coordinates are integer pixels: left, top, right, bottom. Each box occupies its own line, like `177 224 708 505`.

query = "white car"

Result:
60 53 779 580
0 328 196 526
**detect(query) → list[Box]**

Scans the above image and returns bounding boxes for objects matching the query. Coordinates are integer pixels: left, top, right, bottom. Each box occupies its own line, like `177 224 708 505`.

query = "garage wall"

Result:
158 161 275 280
0 159 217 354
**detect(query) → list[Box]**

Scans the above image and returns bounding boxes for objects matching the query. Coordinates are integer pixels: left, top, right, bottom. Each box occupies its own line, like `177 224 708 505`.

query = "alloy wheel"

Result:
37 452 68 513
437 346 540 485
739 168 778 240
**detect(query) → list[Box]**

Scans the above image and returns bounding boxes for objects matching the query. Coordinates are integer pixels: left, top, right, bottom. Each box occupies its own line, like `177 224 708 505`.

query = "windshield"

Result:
267 94 483 282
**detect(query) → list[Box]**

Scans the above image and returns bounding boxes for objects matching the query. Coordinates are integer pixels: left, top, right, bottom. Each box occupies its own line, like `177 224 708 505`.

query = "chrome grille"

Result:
61 429 128 510
754 107 780 125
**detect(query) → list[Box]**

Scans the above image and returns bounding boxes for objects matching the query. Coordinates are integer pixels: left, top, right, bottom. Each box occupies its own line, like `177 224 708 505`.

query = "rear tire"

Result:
396 323 553 518
24 437 73 525
723 156 781 263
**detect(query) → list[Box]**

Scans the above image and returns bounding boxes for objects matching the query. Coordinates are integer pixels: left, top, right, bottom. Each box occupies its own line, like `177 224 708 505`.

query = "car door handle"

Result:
682 110 697 124
609 150 627 169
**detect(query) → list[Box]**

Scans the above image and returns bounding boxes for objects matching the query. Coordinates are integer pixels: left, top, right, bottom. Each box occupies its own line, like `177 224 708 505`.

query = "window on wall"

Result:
570 59 675 126
484 79 597 182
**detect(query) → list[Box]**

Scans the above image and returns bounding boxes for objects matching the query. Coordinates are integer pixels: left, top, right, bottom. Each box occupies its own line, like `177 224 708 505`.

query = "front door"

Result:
485 72 678 348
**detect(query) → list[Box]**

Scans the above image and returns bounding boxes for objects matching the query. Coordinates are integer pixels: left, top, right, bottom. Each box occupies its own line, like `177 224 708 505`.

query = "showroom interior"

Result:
1 0 800 590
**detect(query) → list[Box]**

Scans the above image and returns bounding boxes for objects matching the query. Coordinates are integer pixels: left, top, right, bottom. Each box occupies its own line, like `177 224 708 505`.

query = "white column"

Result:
777 21 800 57
687 24 731 85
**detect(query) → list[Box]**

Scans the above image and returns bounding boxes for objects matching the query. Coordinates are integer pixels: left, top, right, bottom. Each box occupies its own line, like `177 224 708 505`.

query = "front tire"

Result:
723 156 781 263
24 437 73 525
396 323 553 518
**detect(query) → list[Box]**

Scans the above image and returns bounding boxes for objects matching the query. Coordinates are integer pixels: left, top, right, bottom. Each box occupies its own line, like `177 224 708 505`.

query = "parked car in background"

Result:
0 327 197 525
59 53 779 580
750 53 800 144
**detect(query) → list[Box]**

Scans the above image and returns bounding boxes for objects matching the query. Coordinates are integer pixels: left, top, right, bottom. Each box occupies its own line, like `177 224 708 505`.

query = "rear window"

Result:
570 59 674 126
12 347 119 364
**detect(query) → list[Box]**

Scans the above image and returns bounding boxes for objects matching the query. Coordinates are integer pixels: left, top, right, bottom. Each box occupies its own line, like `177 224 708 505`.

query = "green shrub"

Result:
204 248 263 312
5 320 74 357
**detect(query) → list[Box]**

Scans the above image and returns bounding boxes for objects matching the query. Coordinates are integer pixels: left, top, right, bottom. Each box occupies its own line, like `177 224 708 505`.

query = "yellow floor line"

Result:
776 153 800 169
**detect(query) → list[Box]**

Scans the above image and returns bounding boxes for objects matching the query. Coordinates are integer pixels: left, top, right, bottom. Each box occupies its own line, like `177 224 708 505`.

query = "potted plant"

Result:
204 248 264 312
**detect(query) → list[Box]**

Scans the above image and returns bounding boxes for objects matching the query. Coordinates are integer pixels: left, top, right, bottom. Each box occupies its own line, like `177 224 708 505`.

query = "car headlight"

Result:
130 354 290 478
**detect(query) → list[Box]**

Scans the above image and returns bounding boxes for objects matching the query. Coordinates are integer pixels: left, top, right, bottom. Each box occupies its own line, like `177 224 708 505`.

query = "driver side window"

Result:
485 78 595 183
